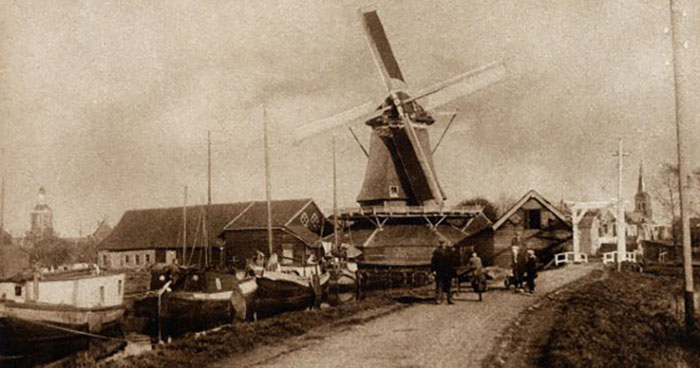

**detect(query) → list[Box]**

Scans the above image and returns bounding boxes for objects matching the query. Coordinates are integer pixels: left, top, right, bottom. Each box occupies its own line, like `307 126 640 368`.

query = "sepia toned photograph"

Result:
0 1 699 367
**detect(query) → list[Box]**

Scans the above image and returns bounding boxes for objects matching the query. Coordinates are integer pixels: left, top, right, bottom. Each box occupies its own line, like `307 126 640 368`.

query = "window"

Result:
14 286 21 296
118 280 122 295
300 212 309 227
281 244 294 265
102 255 108 266
524 210 541 229
145 254 151 263
215 277 222 291
125 255 130 264
389 185 399 198
99 286 105 303
120 256 124 266
135 255 141 265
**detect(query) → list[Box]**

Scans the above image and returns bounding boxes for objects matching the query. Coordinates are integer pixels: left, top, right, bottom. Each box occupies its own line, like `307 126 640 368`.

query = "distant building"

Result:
457 190 572 267
582 164 670 256
0 229 29 278
29 187 54 238
633 162 652 220
0 245 29 279
222 199 332 269
88 220 112 244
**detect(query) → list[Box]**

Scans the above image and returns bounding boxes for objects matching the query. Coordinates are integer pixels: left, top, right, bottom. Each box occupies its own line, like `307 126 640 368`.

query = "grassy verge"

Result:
541 270 700 368
98 294 403 368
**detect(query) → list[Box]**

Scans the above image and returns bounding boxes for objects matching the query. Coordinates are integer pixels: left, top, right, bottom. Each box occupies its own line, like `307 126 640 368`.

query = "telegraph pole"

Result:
613 138 629 272
668 0 695 335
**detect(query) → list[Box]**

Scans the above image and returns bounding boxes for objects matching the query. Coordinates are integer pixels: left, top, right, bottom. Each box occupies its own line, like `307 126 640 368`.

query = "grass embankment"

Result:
541 269 700 368
99 294 403 368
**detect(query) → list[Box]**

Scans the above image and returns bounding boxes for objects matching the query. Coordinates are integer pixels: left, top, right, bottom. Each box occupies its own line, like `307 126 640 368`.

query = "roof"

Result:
461 212 493 236
224 199 313 230
337 222 466 248
492 190 571 230
99 202 252 251
90 220 113 243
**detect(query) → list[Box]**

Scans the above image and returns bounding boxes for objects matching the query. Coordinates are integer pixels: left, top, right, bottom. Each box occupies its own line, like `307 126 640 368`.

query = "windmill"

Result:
298 7 507 270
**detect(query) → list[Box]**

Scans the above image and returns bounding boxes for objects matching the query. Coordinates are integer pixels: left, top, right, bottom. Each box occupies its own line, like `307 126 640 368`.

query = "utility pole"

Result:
668 0 696 335
613 138 629 272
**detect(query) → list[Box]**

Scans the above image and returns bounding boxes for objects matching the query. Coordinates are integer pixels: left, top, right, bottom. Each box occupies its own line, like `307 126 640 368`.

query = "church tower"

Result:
634 162 652 220
30 187 54 238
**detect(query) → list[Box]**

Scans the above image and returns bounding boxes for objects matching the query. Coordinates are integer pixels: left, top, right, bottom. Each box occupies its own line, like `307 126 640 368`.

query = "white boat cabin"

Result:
0 264 125 309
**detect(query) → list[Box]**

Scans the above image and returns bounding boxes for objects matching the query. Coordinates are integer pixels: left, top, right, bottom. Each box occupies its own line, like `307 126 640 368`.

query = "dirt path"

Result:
211 263 597 368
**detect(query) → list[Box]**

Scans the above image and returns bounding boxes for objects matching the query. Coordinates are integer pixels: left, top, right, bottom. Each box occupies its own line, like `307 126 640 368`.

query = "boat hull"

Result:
0 304 124 367
253 272 329 318
158 277 258 336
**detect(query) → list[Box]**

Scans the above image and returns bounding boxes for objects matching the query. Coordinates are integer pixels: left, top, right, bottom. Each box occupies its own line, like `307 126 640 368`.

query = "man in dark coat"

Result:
525 249 538 293
431 241 455 304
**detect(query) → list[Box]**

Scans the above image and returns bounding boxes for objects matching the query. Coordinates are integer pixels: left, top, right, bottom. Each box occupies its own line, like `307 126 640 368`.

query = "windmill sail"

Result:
360 8 405 91
298 7 507 210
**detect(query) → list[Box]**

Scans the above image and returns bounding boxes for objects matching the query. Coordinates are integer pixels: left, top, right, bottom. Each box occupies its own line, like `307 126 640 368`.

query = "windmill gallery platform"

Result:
331 205 485 269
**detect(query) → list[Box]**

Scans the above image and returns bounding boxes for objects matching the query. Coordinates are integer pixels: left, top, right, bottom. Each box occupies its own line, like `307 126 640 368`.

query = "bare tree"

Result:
651 163 700 243
457 197 500 222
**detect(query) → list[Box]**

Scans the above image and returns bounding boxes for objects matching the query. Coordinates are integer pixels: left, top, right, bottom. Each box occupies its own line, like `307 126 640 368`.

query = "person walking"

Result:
525 249 538 293
467 252 483 277
431 241 454 304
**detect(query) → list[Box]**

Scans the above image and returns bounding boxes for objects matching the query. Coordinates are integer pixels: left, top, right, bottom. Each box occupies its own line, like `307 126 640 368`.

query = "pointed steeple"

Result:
634 161 652 220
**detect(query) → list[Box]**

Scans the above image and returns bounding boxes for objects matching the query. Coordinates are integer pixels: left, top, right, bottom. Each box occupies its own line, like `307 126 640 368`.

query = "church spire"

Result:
637 162 645 194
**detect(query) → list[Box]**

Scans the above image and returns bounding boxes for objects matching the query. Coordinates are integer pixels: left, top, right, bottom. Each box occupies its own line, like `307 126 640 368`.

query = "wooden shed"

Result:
222 199 332 269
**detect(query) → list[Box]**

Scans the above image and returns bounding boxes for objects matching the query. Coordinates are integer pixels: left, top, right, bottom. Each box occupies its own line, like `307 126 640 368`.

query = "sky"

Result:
1 0 699 236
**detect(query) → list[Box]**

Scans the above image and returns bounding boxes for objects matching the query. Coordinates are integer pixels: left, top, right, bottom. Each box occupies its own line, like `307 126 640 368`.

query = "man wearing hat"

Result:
431 240 455 304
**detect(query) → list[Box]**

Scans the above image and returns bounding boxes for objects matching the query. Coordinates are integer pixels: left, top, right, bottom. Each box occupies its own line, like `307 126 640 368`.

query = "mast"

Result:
182 185 188 265
615 138 626 272
263 103 274 257
333 134 339 254
205 130 212 267
1 177 4 247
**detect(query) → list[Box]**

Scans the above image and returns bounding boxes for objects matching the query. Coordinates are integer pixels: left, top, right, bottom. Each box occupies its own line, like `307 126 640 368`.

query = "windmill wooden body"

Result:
298 7 507 270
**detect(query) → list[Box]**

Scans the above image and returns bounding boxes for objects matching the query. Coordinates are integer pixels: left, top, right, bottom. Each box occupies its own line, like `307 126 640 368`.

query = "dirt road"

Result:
215 264 596 368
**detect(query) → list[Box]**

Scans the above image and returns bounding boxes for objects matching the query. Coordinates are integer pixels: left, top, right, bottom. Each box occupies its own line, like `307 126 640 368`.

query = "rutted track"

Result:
213 263 598 368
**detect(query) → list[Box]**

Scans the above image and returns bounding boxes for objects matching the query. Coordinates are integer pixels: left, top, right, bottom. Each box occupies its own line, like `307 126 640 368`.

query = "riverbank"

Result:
98 293 407 368
486 266 700 367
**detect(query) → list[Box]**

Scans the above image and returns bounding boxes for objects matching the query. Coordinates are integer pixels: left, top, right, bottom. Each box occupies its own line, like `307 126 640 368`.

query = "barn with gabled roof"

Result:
221 199 332 269
98 202 251 269
457 190 572 268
